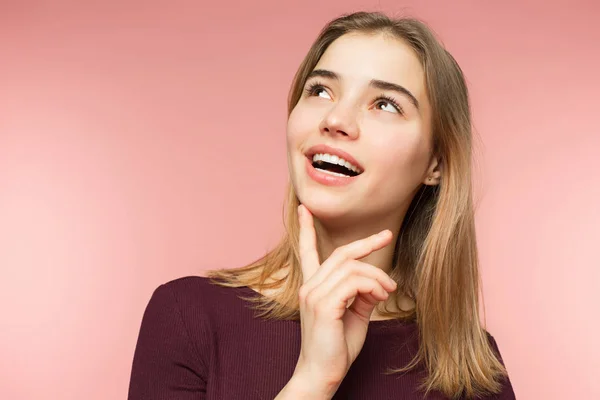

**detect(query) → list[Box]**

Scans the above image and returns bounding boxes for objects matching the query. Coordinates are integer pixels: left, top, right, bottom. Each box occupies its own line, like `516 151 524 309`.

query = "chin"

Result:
297 189 358 221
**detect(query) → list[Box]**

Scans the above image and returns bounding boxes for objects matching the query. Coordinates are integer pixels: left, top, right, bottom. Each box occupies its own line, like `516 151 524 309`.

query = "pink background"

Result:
1 1 598 398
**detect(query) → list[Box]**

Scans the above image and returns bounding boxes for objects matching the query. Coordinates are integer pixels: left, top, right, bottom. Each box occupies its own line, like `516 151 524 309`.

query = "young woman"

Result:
128 11 516 399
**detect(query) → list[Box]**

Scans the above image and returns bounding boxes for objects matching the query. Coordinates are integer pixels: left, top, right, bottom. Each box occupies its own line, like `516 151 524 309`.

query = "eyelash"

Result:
304 81 404 115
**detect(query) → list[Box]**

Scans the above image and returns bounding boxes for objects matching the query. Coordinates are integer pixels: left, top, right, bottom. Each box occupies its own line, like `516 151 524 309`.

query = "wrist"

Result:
290 360 344 398
279 373 336 400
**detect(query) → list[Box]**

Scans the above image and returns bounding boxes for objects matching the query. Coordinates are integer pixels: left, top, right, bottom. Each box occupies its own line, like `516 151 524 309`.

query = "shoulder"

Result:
158 275 222 299
138 276 218 333
154 275 243 313
137 276 243 353
483 330 505 363
130 276 218 394
149 274 256 329
481 330 516 398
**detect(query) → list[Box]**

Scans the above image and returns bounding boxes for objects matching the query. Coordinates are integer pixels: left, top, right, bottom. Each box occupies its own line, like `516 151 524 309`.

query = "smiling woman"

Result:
128 11 516 400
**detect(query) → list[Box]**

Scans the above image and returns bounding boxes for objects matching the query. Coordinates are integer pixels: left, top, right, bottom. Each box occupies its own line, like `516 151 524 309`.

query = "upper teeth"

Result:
312 153 362 174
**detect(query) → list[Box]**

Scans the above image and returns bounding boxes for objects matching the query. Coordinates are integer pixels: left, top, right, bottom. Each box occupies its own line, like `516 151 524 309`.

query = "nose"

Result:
319 104 360 140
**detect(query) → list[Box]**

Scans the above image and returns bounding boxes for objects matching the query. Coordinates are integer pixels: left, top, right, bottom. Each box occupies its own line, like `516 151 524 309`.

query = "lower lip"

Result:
305 157 360 186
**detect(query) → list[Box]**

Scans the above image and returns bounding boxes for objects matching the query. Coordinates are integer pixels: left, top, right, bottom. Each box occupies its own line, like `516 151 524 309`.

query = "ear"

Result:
423 154 442 186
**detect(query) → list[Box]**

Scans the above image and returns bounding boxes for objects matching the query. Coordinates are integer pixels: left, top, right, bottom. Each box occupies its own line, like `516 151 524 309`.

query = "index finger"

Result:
322 229 392 269
298 204 320 283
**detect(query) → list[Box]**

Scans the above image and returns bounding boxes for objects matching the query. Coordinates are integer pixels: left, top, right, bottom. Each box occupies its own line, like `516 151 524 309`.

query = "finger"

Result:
324 230 392 267
297 204 320 284
309 259 397 304
318 275 389 320
310 230 393 288
346 291 383 321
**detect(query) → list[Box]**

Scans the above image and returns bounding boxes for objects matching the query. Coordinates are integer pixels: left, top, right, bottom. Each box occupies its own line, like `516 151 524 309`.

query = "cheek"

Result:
368 128 431 181
285 112 300 150
286 105 322 161
286 107 310 175
287 105 315 143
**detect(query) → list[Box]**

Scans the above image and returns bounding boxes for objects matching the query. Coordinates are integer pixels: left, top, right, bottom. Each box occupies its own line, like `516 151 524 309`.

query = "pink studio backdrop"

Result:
1 1 598 399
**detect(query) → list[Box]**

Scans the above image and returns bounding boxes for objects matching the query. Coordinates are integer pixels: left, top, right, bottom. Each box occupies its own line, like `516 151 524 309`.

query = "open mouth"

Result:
309 153 363 177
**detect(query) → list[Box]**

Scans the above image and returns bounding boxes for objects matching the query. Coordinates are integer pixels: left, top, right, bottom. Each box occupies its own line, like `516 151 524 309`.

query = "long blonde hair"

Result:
207 11 508 399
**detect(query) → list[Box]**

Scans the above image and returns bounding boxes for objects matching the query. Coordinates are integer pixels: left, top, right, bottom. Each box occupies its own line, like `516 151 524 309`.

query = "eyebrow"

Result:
306 69 420 111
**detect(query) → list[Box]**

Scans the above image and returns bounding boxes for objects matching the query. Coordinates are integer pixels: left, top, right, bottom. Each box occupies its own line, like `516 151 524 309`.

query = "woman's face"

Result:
286 32 437 224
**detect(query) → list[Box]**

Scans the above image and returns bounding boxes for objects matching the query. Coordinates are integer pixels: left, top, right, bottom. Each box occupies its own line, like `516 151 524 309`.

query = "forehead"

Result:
314 32 426 101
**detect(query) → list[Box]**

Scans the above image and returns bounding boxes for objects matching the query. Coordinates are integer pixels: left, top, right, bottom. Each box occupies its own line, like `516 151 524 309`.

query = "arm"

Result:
128 284 207 399
274 374 335 400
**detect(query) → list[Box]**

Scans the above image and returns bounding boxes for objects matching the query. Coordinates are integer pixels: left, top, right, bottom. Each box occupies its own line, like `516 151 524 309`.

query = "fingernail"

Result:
379 230 390 238
297 205 303 217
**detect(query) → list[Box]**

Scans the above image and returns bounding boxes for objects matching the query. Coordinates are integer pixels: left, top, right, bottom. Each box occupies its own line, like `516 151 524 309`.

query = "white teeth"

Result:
314 168 351 177
311 153 361 174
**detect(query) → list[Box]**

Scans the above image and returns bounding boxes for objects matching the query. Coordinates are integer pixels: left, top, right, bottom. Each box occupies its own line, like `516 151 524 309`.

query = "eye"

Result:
374 95 404 115
305 81 332 100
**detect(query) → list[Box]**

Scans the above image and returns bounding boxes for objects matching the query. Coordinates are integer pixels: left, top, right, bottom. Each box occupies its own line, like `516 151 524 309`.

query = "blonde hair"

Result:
207 11 508 399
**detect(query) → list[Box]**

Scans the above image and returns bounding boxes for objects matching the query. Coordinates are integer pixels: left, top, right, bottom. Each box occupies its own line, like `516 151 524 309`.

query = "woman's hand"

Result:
291 204 397 397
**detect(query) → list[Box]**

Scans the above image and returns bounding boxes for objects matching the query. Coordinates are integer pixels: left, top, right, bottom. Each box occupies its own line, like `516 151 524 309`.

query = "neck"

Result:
312 213 417 320
312 212 403 275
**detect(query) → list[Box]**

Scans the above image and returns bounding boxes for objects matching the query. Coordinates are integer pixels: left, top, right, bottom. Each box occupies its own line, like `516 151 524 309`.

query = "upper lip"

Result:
305 144 364 171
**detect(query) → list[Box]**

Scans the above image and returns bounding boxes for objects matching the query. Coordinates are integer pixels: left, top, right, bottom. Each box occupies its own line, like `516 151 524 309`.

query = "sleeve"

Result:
487 334 517 400
128 283 208 399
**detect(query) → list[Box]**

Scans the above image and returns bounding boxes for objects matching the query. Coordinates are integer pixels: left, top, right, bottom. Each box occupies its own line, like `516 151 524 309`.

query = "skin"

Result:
285 32 441 318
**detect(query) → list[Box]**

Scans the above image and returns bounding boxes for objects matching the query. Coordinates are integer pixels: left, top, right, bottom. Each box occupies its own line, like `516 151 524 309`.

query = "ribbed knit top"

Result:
128 276 515 399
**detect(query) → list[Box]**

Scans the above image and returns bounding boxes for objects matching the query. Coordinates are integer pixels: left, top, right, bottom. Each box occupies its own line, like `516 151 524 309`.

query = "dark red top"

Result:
128 276 516 399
